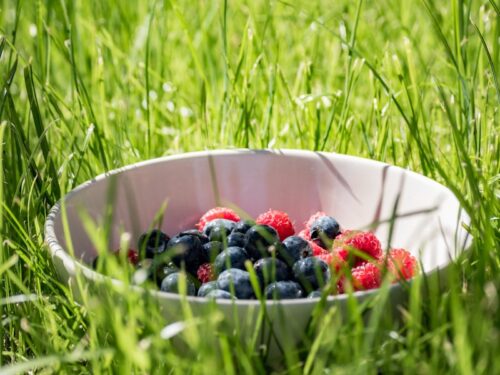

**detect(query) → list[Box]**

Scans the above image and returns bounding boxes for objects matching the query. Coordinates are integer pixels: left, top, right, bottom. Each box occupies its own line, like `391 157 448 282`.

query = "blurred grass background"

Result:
0 0 499 373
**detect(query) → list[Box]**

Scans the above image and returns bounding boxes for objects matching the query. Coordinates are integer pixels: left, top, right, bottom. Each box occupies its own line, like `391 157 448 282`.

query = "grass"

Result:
0 0 499 373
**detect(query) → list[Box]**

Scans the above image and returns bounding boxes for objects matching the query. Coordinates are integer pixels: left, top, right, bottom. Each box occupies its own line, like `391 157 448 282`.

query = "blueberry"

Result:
205 289 234 300
253 257 290 287
208 227 229 243
160 272 196 295
232 220 255 234
138 229 170 259
309 216 341 249
244 225 281 260
135 258 179 287
178 229 209 245
292 257 331 292
265 281 304 300
214 246 250 274
203 219 236 238
153 263 179 287
217 269 254 299
280 236 313 266
197 281 219 297
166 234 203 273
201 241 224 263
308 290 323 298
227 232 246 248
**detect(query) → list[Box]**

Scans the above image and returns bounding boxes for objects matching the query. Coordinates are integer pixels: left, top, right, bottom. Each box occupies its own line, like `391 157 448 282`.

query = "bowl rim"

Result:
44 148 472 307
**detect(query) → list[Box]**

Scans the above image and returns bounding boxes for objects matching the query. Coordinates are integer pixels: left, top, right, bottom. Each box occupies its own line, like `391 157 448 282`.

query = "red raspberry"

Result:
346 232 382 259
351 262 381 290
196 207 240 231
332 230 361 248
333 246 349 262
338 262 381 293
197 263 215 283
316 252 348 274
127 249 139 265
305 211 328 230
255 209 295 241
334 231 382 265
297 228 311 240
309 240 329 256
386 248 419 281
114 249 139 265
316 252 332 264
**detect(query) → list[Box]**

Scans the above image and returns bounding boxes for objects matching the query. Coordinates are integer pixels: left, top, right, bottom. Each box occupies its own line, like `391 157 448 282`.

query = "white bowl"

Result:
44 149 471 351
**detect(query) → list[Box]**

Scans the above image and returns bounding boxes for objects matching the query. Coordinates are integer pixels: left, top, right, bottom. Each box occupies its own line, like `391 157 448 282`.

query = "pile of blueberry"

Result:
92 207 419 300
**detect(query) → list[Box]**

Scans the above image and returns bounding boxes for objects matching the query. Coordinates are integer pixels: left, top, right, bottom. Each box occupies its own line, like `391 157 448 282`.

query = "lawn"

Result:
0 0 499 373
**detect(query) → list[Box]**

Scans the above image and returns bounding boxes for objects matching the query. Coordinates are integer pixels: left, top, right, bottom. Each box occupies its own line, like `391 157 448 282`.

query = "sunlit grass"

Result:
0 0 499 373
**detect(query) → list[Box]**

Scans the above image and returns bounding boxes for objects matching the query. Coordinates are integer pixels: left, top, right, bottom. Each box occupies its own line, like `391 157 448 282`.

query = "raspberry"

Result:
333 246 349 262
351 262 381 290
315 252 347 273
127 249 139 265
196 207 240 231
255 209 295 241
196 263 215 283
297 228 311 240
386 248 419 281
315 252 332 264
338 262 381 293
305 211 328 231
346 232 382 259
334 231 382 265
113 249 139 265
309 240 329 256
332 230 361 248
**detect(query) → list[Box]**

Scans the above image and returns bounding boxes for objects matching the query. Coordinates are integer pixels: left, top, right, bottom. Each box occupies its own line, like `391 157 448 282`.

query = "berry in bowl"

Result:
44 149 471 351
104 207 421 300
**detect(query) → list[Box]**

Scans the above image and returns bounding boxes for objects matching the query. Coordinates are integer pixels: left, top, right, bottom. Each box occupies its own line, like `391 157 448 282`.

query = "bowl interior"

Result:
49 150 471 274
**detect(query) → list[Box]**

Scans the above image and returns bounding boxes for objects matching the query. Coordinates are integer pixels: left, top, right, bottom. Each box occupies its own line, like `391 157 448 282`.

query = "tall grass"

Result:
0 0 499 373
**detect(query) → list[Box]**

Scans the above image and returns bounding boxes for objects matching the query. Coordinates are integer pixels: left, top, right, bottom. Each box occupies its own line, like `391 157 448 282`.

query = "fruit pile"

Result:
92 207 419 300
